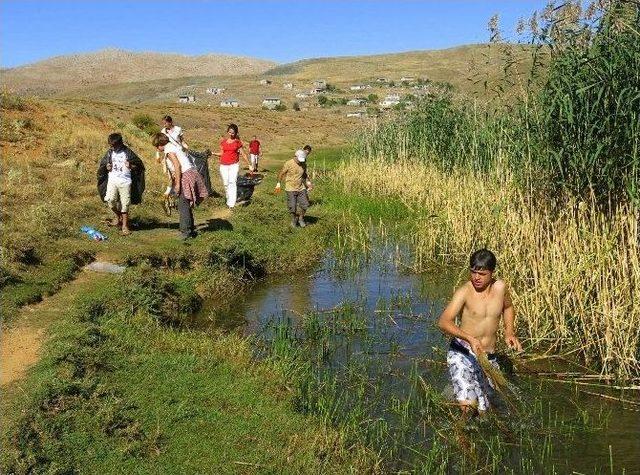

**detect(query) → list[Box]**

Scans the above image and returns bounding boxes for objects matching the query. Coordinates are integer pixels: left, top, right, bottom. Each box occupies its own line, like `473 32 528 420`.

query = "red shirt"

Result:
249 139 261 154
220 139 243 165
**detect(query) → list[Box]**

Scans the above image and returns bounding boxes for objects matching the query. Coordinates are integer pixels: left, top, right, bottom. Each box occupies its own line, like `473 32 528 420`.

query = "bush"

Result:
131 114 159 137
0 91 28 111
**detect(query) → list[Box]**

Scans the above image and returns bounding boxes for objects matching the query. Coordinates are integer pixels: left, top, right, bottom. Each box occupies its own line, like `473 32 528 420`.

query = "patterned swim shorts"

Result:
446 337 500 412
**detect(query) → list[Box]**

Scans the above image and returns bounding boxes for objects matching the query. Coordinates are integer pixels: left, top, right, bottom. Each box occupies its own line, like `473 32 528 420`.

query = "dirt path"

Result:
0 205 235 386
1 164 273 386
1 272 107 386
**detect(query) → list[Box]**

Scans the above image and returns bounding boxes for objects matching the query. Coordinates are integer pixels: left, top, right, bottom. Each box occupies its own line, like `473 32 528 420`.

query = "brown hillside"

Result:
0 48 277 95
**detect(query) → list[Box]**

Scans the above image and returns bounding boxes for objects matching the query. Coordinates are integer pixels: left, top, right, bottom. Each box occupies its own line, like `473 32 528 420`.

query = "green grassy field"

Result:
0 90 381 471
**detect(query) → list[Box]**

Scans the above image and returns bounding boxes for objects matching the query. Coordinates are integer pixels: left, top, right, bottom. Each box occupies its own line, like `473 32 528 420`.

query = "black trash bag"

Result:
188 149 217 197
236 175 262 202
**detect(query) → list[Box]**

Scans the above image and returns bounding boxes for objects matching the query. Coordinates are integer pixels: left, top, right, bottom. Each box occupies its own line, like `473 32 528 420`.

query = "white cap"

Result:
295 150 306 162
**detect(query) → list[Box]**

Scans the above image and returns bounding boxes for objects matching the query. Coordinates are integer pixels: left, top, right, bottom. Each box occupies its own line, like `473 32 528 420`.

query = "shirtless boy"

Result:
437 249 523 412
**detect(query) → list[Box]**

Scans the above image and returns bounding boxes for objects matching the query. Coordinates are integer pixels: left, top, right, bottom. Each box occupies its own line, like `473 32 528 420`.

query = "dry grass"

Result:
336 158 640 380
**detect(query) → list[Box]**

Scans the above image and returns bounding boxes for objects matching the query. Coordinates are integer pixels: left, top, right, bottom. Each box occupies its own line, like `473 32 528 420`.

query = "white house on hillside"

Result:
262 97 282 109
206 87 226 95
220 98 240 108
283 82 294 89
347 99 367 106
350 84 371 91
379 94 400 108
259 79 272 86
400 76 416 83
295 92 310 99
178 95 196 103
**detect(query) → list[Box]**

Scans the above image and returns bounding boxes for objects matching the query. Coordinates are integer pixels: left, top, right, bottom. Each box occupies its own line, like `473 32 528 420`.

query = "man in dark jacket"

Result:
97 133 145 235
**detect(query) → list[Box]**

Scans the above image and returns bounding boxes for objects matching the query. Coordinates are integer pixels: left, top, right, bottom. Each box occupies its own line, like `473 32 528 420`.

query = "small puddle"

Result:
197 240 640 472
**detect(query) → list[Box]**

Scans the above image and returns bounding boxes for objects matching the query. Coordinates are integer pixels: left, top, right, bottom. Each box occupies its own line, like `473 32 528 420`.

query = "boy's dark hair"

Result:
470 249 496 272
152 132 170 147
163 115 173 123
303 144 312 152
108 132 124 149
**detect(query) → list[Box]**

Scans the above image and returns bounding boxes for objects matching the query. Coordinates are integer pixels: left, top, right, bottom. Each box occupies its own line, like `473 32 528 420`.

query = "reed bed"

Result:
336 158 640 380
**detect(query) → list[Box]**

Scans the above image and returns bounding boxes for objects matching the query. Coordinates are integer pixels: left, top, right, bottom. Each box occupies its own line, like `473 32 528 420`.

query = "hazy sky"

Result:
1 0 547 68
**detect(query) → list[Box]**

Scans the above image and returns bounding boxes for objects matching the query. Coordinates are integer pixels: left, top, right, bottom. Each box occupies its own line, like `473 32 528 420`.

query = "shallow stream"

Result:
198 240 640 473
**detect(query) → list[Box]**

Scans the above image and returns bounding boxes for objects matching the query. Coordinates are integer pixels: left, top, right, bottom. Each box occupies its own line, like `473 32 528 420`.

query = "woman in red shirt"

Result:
214 123 250 209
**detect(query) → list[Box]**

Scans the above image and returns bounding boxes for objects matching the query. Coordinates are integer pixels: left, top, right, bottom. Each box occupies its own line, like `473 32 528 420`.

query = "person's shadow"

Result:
303 215 319 225
130 217 179 231
200 218 233 232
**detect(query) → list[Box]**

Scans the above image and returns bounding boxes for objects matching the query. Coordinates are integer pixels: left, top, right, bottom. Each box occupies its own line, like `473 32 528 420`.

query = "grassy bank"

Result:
1 141 382 472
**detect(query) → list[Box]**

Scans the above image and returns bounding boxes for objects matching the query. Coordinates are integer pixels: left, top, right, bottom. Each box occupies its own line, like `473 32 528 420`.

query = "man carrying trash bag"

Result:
97 133 145 235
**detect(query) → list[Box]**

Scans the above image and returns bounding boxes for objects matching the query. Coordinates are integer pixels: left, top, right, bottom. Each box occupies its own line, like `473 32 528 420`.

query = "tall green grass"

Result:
357 1 639 207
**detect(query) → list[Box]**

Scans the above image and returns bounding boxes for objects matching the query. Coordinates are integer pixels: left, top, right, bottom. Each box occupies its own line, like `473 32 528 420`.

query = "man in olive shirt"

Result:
276 145 312 227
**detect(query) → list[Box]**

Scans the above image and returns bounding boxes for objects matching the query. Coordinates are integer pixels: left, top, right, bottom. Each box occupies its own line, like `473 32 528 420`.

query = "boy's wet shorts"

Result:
446 337 500 412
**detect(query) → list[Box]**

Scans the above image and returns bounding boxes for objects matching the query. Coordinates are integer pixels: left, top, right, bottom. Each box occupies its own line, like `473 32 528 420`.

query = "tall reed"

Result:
337 1 640 379
336 159 640 379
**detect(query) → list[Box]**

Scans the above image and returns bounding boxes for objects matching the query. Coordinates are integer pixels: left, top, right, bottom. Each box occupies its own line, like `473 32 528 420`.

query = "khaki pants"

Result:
105 179 131 213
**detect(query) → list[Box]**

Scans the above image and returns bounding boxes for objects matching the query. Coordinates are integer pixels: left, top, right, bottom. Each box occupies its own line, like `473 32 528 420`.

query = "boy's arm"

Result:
167 153 182 194
437 286 484 355
277 164 287 183
503 287 523 351
179 134 189 150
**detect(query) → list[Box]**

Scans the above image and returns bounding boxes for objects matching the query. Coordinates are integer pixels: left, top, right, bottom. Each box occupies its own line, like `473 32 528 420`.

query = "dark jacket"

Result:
97 146 146 204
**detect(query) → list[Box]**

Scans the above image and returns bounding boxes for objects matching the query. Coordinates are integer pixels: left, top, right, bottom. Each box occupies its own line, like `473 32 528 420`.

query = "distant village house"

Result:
262 97 282 109
349 84 371 91
376 77 389 83
220 98 240 108
206 87 226 95
283 82 294 89
295 92 310 99
347 99 367 106
259 79 272 86
178 94 196 103
380 94 400 108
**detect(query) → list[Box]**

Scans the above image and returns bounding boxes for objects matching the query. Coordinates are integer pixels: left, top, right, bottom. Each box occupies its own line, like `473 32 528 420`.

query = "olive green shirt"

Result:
280 159 307 192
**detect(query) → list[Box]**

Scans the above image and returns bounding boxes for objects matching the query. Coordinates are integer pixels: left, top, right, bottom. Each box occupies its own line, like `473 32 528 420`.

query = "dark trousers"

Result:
178 194 194 236
286 190 309 215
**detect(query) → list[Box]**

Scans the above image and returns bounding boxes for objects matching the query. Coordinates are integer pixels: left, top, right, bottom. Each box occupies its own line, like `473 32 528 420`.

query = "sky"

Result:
0 0 548 68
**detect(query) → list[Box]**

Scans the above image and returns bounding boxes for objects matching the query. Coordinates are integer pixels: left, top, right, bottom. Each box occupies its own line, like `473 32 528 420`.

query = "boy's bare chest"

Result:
463 294 503 321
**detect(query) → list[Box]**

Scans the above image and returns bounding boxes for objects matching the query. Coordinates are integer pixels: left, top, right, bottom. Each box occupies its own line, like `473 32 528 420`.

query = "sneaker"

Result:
290 216 298 228
298 217 306 228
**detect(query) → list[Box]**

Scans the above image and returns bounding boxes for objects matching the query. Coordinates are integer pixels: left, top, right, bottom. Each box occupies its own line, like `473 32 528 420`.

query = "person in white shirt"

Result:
156 115 189 163
101 133 142 235
153 133 209 240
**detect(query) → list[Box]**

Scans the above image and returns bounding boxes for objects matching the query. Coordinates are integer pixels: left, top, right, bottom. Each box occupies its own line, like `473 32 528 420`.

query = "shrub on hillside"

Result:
0 91 28 111
131 114 159 136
